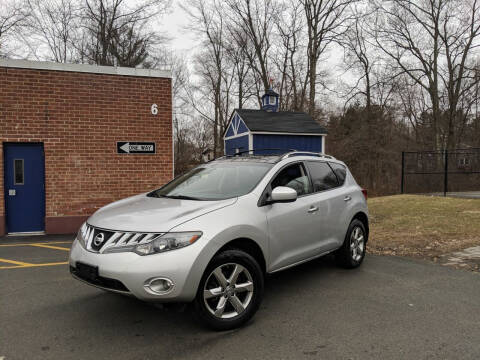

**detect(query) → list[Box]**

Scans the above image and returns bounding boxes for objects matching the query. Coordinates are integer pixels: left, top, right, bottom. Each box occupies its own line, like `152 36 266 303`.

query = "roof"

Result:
262 89 279 97
235 109 327 134
0 58 171 78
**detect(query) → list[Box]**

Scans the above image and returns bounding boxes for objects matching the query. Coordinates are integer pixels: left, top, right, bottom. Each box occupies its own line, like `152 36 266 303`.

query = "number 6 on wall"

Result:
151 104 158 115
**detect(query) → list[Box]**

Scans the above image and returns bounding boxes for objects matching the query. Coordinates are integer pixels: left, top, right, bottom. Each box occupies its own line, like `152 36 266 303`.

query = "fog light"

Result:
144 277 174 294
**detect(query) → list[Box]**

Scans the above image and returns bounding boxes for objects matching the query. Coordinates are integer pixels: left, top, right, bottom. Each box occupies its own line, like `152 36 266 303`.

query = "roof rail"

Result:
207 149 289 162
229 148 295 157
281 151 336 160
211 149 335 162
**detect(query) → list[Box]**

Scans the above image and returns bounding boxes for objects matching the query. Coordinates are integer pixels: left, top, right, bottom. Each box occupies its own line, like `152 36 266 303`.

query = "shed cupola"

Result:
261 79 279 112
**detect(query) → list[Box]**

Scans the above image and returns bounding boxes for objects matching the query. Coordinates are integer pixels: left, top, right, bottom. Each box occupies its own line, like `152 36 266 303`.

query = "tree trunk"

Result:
308 57 316 116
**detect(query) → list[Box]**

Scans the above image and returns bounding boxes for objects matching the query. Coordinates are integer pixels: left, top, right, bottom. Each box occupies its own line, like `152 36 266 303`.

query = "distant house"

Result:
223 87 327 156
201 148 215 162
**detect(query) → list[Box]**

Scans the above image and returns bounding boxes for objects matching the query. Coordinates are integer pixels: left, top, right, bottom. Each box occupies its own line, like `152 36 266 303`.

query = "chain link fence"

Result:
401 148 480 196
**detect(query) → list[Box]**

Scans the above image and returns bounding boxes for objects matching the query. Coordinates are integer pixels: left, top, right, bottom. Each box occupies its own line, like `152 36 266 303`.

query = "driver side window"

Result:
271 163 312 196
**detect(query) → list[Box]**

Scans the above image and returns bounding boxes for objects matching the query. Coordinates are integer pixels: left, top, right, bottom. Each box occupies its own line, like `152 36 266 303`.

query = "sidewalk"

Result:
0 233 75 244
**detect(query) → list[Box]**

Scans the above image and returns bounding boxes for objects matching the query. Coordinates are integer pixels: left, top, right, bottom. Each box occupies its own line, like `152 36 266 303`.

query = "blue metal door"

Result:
4 143 45 233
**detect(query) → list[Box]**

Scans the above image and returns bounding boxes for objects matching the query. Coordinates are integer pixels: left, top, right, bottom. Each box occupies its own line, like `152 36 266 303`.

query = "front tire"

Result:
335 219 367 268
193 249 264 331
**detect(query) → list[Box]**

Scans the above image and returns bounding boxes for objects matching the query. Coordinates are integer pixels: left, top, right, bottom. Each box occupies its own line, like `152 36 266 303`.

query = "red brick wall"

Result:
0 66 172 235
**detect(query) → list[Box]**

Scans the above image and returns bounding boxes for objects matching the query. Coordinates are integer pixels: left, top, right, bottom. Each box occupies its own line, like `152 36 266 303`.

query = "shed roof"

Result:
262 89 279 97
235 109 327 134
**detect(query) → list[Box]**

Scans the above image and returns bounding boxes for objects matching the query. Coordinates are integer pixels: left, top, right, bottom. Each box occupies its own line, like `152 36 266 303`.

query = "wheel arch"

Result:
351 211 369 240
215 238 267 274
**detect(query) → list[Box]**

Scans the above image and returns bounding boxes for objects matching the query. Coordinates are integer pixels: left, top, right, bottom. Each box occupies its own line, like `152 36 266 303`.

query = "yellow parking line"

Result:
24 261 69 268
0 258 34 266
0 265 30 269
30 244 70 251
0 261 68 270
0 241 73 247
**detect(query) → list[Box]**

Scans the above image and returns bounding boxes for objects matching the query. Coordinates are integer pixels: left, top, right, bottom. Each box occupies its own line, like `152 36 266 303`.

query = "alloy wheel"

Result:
203 263 254 319
350 226 365 262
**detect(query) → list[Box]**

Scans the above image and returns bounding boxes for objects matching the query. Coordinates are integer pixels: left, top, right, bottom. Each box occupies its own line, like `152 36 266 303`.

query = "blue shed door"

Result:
4 143 45 233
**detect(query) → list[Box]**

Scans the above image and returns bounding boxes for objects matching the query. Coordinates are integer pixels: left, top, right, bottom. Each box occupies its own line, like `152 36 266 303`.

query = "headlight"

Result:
76 222 88 248
134 232 202 256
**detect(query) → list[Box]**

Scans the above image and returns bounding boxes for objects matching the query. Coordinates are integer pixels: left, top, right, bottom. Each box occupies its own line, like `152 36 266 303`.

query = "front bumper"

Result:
69 238 207 302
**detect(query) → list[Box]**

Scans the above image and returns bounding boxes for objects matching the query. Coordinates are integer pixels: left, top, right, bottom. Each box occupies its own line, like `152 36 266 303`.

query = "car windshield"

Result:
148 162 273 201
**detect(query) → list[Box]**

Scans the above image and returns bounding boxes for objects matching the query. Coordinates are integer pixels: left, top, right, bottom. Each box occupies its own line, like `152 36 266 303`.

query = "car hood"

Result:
87 193 237 232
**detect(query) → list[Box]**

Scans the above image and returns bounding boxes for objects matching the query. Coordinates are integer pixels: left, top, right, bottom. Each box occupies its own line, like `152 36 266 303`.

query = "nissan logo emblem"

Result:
93 233 105 247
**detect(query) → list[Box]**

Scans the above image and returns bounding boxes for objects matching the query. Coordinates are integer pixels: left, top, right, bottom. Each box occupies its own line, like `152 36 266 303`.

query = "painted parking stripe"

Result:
0 261 68 270
0 258 34 266
0 241 72 247
30 243 70 251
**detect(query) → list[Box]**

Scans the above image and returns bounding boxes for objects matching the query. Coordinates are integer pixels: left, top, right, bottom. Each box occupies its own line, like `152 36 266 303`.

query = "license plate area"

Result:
76 262 99 281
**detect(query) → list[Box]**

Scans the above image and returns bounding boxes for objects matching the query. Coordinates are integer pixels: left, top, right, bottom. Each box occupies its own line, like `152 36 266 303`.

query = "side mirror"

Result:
270 186 297 203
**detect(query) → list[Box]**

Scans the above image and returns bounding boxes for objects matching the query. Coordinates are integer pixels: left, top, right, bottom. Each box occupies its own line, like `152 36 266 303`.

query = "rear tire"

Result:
335 219 367 269
193 249 264 331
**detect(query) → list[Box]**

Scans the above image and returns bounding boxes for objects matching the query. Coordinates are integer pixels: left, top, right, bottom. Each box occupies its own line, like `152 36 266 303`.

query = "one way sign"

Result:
117 142 156 154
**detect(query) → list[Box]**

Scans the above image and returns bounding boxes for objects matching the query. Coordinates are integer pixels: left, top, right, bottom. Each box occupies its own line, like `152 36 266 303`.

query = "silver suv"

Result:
69 151 369 330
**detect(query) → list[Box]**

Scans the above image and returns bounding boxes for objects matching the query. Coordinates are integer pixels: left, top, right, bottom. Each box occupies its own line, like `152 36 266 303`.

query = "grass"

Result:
367 195 480 261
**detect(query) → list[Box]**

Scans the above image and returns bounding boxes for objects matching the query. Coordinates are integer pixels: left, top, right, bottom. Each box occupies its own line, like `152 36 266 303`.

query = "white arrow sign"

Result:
117 142 156 154
120 142 130 153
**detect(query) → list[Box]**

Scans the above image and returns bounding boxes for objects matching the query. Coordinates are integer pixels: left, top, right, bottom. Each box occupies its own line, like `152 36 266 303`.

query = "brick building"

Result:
0 59 172 236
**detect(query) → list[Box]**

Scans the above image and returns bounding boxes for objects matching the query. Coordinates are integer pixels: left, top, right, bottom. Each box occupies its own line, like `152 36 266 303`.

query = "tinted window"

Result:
149 162 273 201
271 163 311 196
306 161 339 192
329 162 347 185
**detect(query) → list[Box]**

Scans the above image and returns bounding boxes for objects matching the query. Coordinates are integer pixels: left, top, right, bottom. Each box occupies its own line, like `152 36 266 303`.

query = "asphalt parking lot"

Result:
1 236 480 360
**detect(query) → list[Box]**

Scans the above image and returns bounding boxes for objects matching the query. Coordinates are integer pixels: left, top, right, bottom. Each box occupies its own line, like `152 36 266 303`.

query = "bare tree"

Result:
302 0 357 116
223 28 256 109
108 25 155 66
167 52 213 175
183 0 227 156
0 0 29 56
81 0 169 66
440 0 480 149
339 7 373 109
226 0 279 97
274 0 307 111
22 0 81 62
373 0 480 150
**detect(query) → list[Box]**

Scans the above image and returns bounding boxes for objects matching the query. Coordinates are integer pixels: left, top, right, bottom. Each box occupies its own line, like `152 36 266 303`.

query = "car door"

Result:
305 161 350 250
264 162 322 271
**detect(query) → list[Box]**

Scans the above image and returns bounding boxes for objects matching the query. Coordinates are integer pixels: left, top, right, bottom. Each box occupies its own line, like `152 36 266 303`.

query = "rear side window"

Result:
329 162 347 185
306 161 339 192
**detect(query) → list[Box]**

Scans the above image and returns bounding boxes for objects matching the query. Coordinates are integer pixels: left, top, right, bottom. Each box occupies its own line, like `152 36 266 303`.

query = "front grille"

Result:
70 266 130 292
80 223 163 253
90 228 115 252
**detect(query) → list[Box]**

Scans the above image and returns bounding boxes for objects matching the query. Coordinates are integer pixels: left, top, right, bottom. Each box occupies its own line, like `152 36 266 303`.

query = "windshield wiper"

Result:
159 194 202 200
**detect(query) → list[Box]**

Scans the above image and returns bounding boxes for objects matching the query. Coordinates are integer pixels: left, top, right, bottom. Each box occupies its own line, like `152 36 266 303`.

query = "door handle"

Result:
308 206 319 213
344 195 352 202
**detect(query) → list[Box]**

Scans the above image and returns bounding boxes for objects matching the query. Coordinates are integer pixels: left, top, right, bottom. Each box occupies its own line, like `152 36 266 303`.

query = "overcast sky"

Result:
158 2 197 56
149 0 349 112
